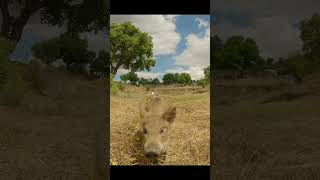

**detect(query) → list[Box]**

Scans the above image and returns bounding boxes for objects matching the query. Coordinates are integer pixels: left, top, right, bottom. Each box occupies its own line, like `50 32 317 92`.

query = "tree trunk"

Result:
0 0 40 51
111 63 122 75
1 17 28 45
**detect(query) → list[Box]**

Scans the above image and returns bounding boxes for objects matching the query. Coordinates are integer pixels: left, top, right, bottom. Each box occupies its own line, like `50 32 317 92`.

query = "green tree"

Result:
286 54 314 83
91 50 108 75
162 73 175 84
0 36 16 88
174 73 180 84
265 57 275 68
211 35 225 69
120 71 139 85
204 65 210 80
197 79 206 88
110 22 156 75
178 73 192 84
120 73 129 82
151 78 160 85
32 32 96 69
138 77 149 85
300 13 320 60
0 0 107 47
222 36 261 76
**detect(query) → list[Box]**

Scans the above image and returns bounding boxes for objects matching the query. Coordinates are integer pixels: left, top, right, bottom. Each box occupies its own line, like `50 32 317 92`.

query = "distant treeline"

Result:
119 68 210 87
212 13 320 83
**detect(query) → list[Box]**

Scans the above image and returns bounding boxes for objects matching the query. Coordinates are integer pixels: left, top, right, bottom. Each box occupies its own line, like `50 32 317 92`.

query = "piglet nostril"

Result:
146 151 159 158
145 146 160 158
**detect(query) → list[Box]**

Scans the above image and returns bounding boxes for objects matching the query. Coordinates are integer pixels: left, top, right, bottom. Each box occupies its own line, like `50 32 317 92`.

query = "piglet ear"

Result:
139 103 147 118
162 106 176 123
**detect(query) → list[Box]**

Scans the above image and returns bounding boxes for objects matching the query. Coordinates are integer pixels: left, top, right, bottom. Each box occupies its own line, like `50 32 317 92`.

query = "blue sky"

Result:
111 15 210 81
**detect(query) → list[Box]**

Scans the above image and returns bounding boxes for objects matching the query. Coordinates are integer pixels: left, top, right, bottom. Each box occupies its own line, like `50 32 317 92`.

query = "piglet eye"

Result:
143 127 148 134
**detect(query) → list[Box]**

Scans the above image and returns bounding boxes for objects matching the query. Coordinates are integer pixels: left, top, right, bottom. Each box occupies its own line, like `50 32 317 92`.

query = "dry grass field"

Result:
0 64 105 179
213 75 320 179
110 85 210 165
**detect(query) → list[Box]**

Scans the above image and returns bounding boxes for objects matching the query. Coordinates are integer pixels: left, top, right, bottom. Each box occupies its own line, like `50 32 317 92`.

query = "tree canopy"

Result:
0 0 108 45
300 13 320 61
162 73 176 84
162 72 192 84
212 35 265 77
120 71 139 85
110 22 156 75
32 32 96 68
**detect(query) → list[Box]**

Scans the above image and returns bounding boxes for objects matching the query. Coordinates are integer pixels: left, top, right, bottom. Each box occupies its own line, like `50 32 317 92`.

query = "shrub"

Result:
0 36 15 89
110 73 121 95
0 36 26 106
197 79 207 88
0 59 10 89
110 81 120 95
28 60 46 91
0 70 27 106
118 82 125 91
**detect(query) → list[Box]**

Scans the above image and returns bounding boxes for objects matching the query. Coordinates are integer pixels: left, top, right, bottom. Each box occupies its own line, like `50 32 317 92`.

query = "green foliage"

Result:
0 36 26 106
137 77 160 85
162 73 175 84
91 50 108 75
162 72 193 85
300 13 320 59
151 78 160 85
0 66 26 106
174 73 180 83
32 32 96 68
0 59 10 89
197 79 207 88
197 65 210 88
28 60 46 91
178 73 192 84
110 73 120 95
110 81 120 95
120 73 128 82
0 36 15 60
110 22 156 75
204 65 210 80
138 77 149 85
285 54 315 82
0 36 16 89
118 82 125 91
1 0 107 43
120 71 139 85
212 35 264 76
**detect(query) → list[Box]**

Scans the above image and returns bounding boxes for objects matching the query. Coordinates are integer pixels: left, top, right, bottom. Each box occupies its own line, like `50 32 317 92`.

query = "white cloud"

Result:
174 18 210 69
195 17 209 29
110 15 181 56
166 66 205 80
117 69 161 79
136 72 162 79
117 69 130 75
